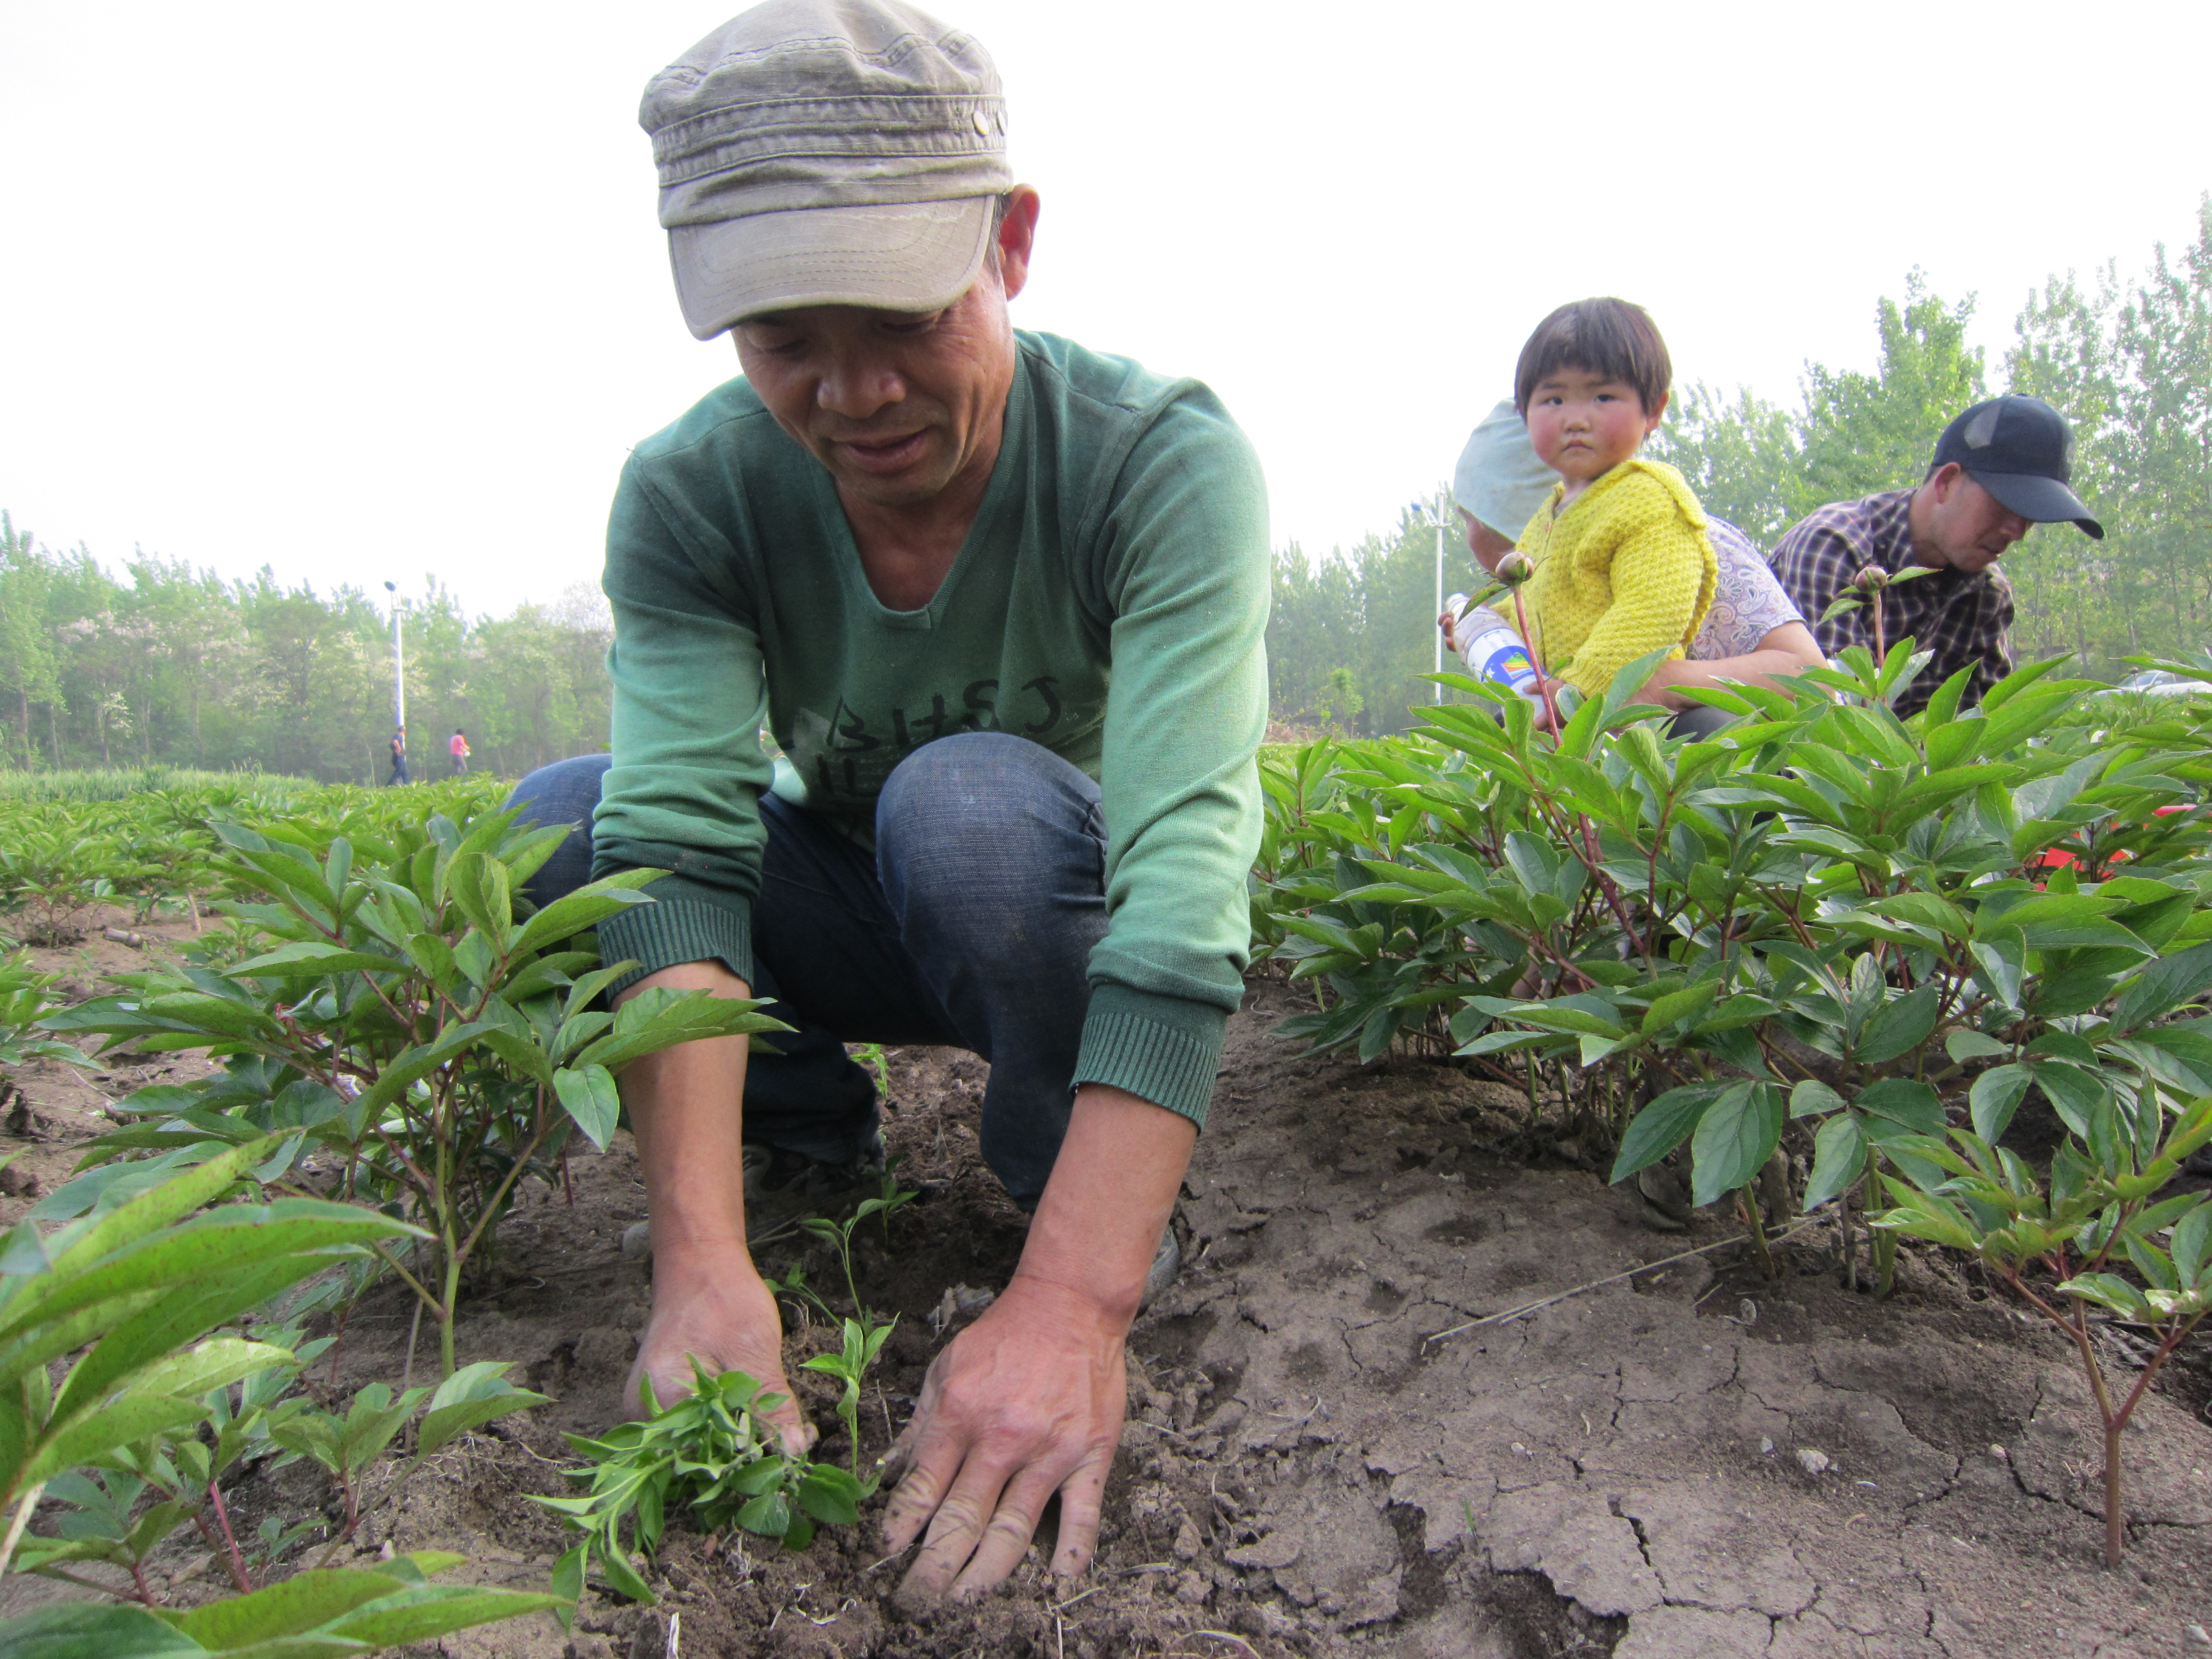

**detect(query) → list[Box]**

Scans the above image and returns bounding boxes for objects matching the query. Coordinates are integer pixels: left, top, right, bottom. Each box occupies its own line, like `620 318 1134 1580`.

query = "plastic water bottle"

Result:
1445 594 1544 703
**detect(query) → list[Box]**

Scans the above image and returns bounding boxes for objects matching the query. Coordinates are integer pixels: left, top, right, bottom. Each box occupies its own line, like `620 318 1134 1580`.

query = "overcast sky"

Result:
4 2 2208 619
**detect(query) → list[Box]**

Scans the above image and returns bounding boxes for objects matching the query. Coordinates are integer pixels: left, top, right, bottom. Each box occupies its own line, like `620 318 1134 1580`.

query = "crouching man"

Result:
509 0 1268 1601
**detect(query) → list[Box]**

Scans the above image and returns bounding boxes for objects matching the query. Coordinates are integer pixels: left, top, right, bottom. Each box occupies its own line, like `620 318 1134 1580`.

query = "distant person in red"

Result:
387 727 409 786
450 729 471 776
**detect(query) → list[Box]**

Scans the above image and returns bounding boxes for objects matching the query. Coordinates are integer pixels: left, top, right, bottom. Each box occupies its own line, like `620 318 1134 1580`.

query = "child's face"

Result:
1526 368 1666 486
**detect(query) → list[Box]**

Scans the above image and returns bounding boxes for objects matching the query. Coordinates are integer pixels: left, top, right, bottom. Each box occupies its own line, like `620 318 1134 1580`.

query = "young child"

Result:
1454 299 1717 703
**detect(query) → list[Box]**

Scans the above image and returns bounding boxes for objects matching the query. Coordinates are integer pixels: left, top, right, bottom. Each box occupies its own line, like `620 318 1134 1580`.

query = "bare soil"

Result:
6 911 2212 1657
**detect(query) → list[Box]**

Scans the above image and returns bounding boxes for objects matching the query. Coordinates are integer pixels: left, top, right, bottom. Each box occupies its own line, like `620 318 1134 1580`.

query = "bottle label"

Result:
1460 622 1542 696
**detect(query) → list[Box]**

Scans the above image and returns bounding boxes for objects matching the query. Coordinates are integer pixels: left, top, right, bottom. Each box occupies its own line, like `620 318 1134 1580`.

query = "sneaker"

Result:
1140 1223 1182 1310
744 1130 885 1236
1634 1163 1693 1232
620 1131 886 1259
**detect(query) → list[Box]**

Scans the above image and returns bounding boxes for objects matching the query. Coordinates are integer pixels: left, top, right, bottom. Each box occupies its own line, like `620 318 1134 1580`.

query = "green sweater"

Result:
590 331 1270 1126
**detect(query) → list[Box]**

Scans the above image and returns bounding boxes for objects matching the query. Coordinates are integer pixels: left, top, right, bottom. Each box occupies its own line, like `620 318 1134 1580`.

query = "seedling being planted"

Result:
535 1360 869 1608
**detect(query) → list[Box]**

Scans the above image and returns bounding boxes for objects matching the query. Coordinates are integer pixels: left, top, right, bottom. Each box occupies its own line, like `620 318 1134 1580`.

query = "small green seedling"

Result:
535 1359 867 1610
270 1362 549 1560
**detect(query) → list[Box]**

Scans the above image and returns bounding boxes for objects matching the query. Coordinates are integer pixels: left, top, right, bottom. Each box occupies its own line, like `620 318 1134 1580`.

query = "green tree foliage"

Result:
1793 272 1989 513
0 518 611 781
1645 384 1801 547
1269 498 1478 737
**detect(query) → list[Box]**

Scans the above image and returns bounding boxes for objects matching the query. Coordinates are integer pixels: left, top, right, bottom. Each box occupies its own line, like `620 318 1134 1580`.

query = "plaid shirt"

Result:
1771 488 2014 716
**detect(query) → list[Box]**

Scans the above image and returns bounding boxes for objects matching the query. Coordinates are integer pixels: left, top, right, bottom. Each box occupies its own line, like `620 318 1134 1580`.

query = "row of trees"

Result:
8 199 2204 766
0 518 612 781
1269 195 2212 732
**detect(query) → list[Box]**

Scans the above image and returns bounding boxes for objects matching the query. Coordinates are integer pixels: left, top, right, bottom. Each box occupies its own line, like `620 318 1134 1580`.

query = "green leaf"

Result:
417 1363 551 1457
2170 1202 2212 1287
1642 979 1720 1034
1856 986 1941 1065
1944 1030 2010 1064
574 989 792 1075
231 942 408 979
2058 1272 2151 1320
1969 1065 2033 1143
795 1465 863 1525
1802 1115 1867 1211
509 877 660 959
129 1337 295 1406
169 1568 402 1647
1855 1078 1945 1137
2033 1061 2108 1138
549 1546 585 1631
1971 928 2026 1010
551 1066 622 1154
736 1491 793 1538
320 1585 570 1649
1607 1084 1724 1182
22 1393 208 1491
350 1022 497 1119
2110 941 2212 1033
1689 1083 1783 1208
1789 1079 1847 1120
594 1544 657 1604
0 1603 208 1659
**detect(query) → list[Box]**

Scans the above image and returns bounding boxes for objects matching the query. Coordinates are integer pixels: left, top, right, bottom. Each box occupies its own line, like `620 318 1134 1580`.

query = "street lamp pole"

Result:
1421 497 1453 703
383 581 405 731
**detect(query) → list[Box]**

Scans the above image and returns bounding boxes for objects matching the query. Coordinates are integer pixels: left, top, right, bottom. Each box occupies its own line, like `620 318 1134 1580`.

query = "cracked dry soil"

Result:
5 926 2212 1657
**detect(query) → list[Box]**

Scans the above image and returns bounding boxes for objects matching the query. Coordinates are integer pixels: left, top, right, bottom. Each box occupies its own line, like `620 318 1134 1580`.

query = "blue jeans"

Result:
505 734 1108 1207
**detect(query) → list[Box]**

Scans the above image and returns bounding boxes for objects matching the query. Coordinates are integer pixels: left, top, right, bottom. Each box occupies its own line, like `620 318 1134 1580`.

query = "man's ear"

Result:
1925 460 1966 502
995 186 1041 301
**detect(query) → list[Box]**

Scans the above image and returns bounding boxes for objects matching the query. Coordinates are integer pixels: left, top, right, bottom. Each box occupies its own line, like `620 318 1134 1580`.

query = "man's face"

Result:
1524 368 1665 486
731 192 1038 513
1916 464 2032 575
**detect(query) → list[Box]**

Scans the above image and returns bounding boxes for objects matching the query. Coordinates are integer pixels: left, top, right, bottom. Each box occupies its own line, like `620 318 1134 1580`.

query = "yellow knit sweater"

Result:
1502 459 1718 697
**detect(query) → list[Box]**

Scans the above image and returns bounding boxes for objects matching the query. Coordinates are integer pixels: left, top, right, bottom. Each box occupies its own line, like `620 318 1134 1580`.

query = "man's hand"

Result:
880 1277 1126 1594
613 961 813 1451
880 1083 1194 1599
625 1250 814 1455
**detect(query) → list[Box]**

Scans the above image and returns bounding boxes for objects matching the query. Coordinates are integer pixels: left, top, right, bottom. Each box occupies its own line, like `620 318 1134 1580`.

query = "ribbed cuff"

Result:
1072 984 1228 1130
594 877 755 998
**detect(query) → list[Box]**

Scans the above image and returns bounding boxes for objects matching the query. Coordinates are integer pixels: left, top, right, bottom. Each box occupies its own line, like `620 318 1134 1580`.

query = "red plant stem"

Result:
1871 586 1886 666
130 1558 158 1605
1506 586 1563 739
206 1481 252 1593
192 1509 251 1595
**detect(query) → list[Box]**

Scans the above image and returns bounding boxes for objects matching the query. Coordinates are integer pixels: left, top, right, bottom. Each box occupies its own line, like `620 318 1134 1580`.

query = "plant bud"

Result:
1496 551 1535 587
1852 564 1888 593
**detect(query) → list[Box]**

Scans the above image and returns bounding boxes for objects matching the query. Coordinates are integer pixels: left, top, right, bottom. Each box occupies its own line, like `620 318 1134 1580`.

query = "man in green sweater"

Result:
510 0 1268 1600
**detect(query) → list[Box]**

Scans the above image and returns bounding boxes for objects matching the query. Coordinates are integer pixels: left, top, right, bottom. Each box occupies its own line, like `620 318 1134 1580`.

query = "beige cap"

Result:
640 0 1013 339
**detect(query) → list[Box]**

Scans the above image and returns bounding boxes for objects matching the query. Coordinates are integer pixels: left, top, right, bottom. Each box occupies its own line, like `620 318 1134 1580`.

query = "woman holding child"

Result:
1443 299 1823 728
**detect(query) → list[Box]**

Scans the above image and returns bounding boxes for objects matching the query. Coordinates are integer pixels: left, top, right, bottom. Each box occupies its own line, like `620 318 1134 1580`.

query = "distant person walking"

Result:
449 729 471 776
1772 394 2102 716
387 727 409 786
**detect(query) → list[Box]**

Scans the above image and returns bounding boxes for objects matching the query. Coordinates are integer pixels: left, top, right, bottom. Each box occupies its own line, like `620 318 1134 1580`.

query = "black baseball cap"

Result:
1930 394 2102 539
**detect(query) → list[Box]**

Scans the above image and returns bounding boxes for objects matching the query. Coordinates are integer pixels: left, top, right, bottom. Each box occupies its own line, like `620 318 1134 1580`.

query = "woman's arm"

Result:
1628 620 1824 709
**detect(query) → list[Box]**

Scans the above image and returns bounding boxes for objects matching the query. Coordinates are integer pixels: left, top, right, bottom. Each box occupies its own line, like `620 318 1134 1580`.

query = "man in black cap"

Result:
1772 394 2102 715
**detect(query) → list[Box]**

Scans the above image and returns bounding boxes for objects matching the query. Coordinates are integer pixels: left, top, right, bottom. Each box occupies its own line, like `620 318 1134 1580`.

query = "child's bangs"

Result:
1513 299 1672 416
